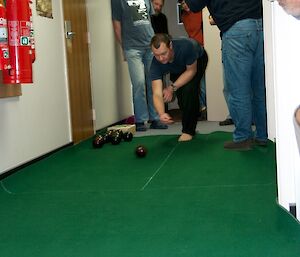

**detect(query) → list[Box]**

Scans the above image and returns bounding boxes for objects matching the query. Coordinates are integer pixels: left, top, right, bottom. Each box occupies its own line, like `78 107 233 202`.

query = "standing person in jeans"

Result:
150 34 208 141
183 0 267 150
111 0 168 131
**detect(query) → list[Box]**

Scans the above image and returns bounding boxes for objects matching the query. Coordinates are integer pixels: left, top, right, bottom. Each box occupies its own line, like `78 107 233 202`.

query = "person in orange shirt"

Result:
181 10 204 46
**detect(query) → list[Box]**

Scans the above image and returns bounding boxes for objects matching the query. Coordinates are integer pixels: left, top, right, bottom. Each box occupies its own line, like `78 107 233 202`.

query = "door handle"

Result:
64 20 76 39
66 31 76 39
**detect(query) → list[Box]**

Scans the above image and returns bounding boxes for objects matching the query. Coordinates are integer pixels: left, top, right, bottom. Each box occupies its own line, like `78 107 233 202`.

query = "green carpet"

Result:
0 132 299 257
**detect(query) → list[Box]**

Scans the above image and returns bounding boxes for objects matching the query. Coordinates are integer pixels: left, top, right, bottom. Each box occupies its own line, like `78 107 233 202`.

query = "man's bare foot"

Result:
178 133 193 142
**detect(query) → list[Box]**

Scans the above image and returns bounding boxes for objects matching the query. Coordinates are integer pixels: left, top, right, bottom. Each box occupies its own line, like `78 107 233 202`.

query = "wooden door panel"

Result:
63 0 94 143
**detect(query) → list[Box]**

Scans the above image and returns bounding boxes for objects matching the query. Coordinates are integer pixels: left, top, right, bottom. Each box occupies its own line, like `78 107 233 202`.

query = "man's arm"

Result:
294 106 300 154
278 0 300 19
175 61 197 87
152 79 165 116
112 20 122 45
152 79 173 124
295 106 300 125
163 61 197 103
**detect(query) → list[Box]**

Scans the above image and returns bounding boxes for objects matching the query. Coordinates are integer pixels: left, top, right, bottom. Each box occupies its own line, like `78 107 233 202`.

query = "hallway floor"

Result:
0 120 299 257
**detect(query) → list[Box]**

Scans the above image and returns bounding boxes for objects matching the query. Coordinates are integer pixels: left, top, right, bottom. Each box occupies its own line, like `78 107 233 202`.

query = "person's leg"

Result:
143 48 158 121
219 64 234 126
176 79 199 137
222 19 259 149
143 48 167 129
170 72 192 140
124 49 149 131
251 19 268 143
198 74 207 121
176 51 208 140
199 75 206 109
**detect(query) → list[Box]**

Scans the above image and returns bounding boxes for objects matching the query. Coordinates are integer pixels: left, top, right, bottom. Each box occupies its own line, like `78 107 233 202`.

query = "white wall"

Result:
0 1 71 174
264 1 300 220
274 5 300 219
263 1 276 142
86 0 133 130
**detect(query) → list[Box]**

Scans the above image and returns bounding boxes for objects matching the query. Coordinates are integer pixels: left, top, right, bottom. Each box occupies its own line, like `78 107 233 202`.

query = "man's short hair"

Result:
150 33 172 49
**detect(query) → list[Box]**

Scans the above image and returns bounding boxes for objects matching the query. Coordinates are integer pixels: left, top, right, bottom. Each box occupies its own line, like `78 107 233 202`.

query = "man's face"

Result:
152 0 164 14
152 42 173 64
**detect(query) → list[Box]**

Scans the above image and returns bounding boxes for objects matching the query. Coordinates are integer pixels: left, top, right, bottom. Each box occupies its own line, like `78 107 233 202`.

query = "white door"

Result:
263 0 300 220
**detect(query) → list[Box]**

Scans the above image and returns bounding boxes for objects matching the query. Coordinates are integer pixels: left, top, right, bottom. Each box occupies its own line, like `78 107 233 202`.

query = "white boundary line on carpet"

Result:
0 181 13 194
141 143 178 191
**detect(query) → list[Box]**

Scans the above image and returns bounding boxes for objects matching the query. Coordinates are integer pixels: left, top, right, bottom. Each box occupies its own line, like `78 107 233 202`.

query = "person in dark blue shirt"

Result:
150 34 208 141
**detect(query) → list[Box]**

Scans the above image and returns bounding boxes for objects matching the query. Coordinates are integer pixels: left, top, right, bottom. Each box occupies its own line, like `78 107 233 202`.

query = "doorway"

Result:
62 0 94 143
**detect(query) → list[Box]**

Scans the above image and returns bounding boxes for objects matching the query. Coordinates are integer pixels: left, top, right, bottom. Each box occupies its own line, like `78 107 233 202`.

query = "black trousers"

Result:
170 50 208 136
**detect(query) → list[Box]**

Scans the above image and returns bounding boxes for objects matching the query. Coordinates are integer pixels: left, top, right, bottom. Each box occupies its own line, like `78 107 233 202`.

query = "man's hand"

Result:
296 107 300 126
278 0 300 19
159 113 174 124
163 86 174 103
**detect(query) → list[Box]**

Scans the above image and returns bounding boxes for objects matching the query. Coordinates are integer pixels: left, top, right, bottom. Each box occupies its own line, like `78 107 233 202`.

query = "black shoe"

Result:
224 139 253 151
253 139 268 147
219 118 234 126
150 120 168 129
198 109 207 121
135 123 147 132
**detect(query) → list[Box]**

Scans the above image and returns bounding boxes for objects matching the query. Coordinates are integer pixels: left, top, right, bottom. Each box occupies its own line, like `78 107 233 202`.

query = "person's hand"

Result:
180 1 190 12
159 113 174 124
277 0 300 19
163 86 174 103
209 15 216 25
295 107 300 125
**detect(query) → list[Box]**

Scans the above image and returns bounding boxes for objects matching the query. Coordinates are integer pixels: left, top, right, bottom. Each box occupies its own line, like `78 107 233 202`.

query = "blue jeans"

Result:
199 75 206 109
124 48 159 123
222 18 267 142
222 64 231 120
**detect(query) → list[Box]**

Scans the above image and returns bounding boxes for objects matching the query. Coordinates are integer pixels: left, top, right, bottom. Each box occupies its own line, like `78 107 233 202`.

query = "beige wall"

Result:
86 0 133 131
202 8 228 121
